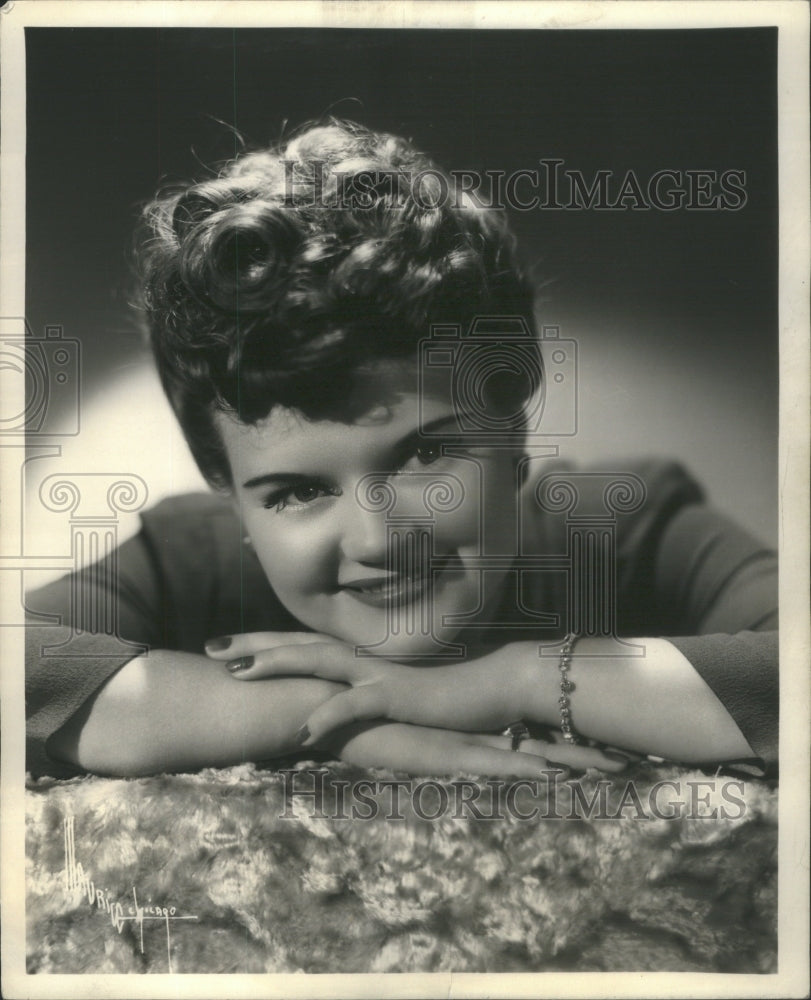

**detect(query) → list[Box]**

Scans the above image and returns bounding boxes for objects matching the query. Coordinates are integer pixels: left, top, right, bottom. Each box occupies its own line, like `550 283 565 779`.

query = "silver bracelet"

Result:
558 633 580 744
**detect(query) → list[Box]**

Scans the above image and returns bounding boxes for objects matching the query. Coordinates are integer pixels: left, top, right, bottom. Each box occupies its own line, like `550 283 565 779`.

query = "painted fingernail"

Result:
206 636 232 653
294 725 310 746
227 655 253 673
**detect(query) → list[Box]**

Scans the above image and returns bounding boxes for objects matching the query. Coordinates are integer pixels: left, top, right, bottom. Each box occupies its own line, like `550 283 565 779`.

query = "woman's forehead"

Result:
215 365 457 474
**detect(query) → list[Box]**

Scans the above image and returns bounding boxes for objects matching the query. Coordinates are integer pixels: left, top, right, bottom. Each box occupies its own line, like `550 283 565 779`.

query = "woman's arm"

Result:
45 649 345 776
46 647 628 778
212 632 766 766
516 636 760 763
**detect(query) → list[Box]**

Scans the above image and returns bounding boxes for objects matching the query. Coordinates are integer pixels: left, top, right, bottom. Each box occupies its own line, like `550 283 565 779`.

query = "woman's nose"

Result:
338 502 390 565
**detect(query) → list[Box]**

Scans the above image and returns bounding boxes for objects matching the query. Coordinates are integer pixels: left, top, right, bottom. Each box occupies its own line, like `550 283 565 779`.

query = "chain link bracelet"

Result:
558 632 580 744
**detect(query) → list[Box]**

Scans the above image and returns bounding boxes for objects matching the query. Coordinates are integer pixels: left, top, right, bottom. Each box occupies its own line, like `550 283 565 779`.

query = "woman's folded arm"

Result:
45 648 347 777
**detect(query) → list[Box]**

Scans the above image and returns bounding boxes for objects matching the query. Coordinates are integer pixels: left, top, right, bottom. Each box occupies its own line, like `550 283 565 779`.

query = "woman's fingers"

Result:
329 723 633 780
410 736 627 776
297 694 629 774
335 725 566 780
296 686 387 744
535 740 630 773
478 726 631 773
440 743 563 781
204 631 335 658
544 729 642 766
224 641 384 685
475 733 628 773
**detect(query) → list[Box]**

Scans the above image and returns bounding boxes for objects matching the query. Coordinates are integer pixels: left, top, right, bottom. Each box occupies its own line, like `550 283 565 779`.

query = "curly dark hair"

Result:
136 120 539 488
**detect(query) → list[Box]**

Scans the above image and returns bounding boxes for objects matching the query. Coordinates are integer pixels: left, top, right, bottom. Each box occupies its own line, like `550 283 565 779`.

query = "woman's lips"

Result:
341 559 451 608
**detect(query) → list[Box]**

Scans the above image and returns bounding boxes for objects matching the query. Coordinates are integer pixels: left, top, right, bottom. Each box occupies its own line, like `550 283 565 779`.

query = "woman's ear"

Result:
215 484 245 522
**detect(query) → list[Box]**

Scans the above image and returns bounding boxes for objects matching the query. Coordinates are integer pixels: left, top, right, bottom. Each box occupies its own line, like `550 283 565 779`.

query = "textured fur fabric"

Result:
26 761 777 974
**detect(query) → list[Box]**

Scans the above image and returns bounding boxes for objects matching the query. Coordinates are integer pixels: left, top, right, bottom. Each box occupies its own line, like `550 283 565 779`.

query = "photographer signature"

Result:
61 814 198 972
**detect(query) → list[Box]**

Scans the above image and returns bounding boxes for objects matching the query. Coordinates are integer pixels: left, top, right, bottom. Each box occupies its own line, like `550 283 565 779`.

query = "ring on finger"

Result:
501 721 531 752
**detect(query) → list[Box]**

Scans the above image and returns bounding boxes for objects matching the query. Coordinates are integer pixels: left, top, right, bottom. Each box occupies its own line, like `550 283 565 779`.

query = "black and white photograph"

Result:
1 1 808 997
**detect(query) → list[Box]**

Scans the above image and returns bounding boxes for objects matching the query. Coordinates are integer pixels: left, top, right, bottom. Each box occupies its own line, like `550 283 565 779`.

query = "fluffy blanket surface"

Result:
26 761 777 975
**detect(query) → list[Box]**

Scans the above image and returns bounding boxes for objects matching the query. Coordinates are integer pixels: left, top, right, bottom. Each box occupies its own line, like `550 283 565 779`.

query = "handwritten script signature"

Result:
62 814 198 972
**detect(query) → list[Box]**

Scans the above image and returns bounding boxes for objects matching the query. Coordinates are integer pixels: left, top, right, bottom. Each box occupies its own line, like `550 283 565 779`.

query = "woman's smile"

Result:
338 555 455 608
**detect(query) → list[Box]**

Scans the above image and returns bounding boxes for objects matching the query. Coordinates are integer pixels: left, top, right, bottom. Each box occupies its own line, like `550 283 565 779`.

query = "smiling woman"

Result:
25 119 777 782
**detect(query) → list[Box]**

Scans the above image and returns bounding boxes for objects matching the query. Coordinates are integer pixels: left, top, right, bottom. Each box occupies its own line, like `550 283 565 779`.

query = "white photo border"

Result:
1 2 808 998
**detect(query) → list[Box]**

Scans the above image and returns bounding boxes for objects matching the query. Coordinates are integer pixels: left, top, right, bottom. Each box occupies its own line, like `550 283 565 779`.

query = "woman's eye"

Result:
414 443 443 466
291 485 322 503
263 484 332 511
396 437 466 473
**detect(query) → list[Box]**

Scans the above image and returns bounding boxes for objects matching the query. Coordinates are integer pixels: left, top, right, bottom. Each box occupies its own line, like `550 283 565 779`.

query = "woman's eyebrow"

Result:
389 413 461 457
242 471 318 490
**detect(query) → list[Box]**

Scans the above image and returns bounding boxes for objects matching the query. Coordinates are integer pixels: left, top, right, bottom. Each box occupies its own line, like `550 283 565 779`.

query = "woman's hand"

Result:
325 722 631 778
205 631 633 774
206 631 534 740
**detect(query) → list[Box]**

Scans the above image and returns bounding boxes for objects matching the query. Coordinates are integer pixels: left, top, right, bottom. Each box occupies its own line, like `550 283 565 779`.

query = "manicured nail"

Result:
206 636 232 653
227 655 253 673
294 724 310 746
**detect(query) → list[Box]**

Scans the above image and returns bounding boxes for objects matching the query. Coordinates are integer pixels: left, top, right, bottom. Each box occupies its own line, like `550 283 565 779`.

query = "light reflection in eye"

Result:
414 443 443 465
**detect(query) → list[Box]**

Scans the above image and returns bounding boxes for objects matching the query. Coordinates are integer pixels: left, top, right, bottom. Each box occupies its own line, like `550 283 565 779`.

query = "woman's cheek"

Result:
451 456 518 550
248 515 336 599
433 492 480 549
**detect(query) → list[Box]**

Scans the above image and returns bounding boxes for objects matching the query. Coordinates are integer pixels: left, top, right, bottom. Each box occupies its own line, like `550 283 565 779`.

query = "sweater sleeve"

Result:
651 501 778 770
25 532 163 778
24 491 290 777
666 631 777 769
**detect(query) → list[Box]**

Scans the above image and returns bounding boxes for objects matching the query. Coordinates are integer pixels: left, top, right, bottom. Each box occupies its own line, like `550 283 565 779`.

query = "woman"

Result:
25 120 778 779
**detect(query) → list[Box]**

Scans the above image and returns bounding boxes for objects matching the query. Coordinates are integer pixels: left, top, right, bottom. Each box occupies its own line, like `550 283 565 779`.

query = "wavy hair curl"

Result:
136 120 539 488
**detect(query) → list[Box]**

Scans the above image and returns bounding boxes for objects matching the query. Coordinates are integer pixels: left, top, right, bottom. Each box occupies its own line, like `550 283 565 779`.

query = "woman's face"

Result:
219 360 522 660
